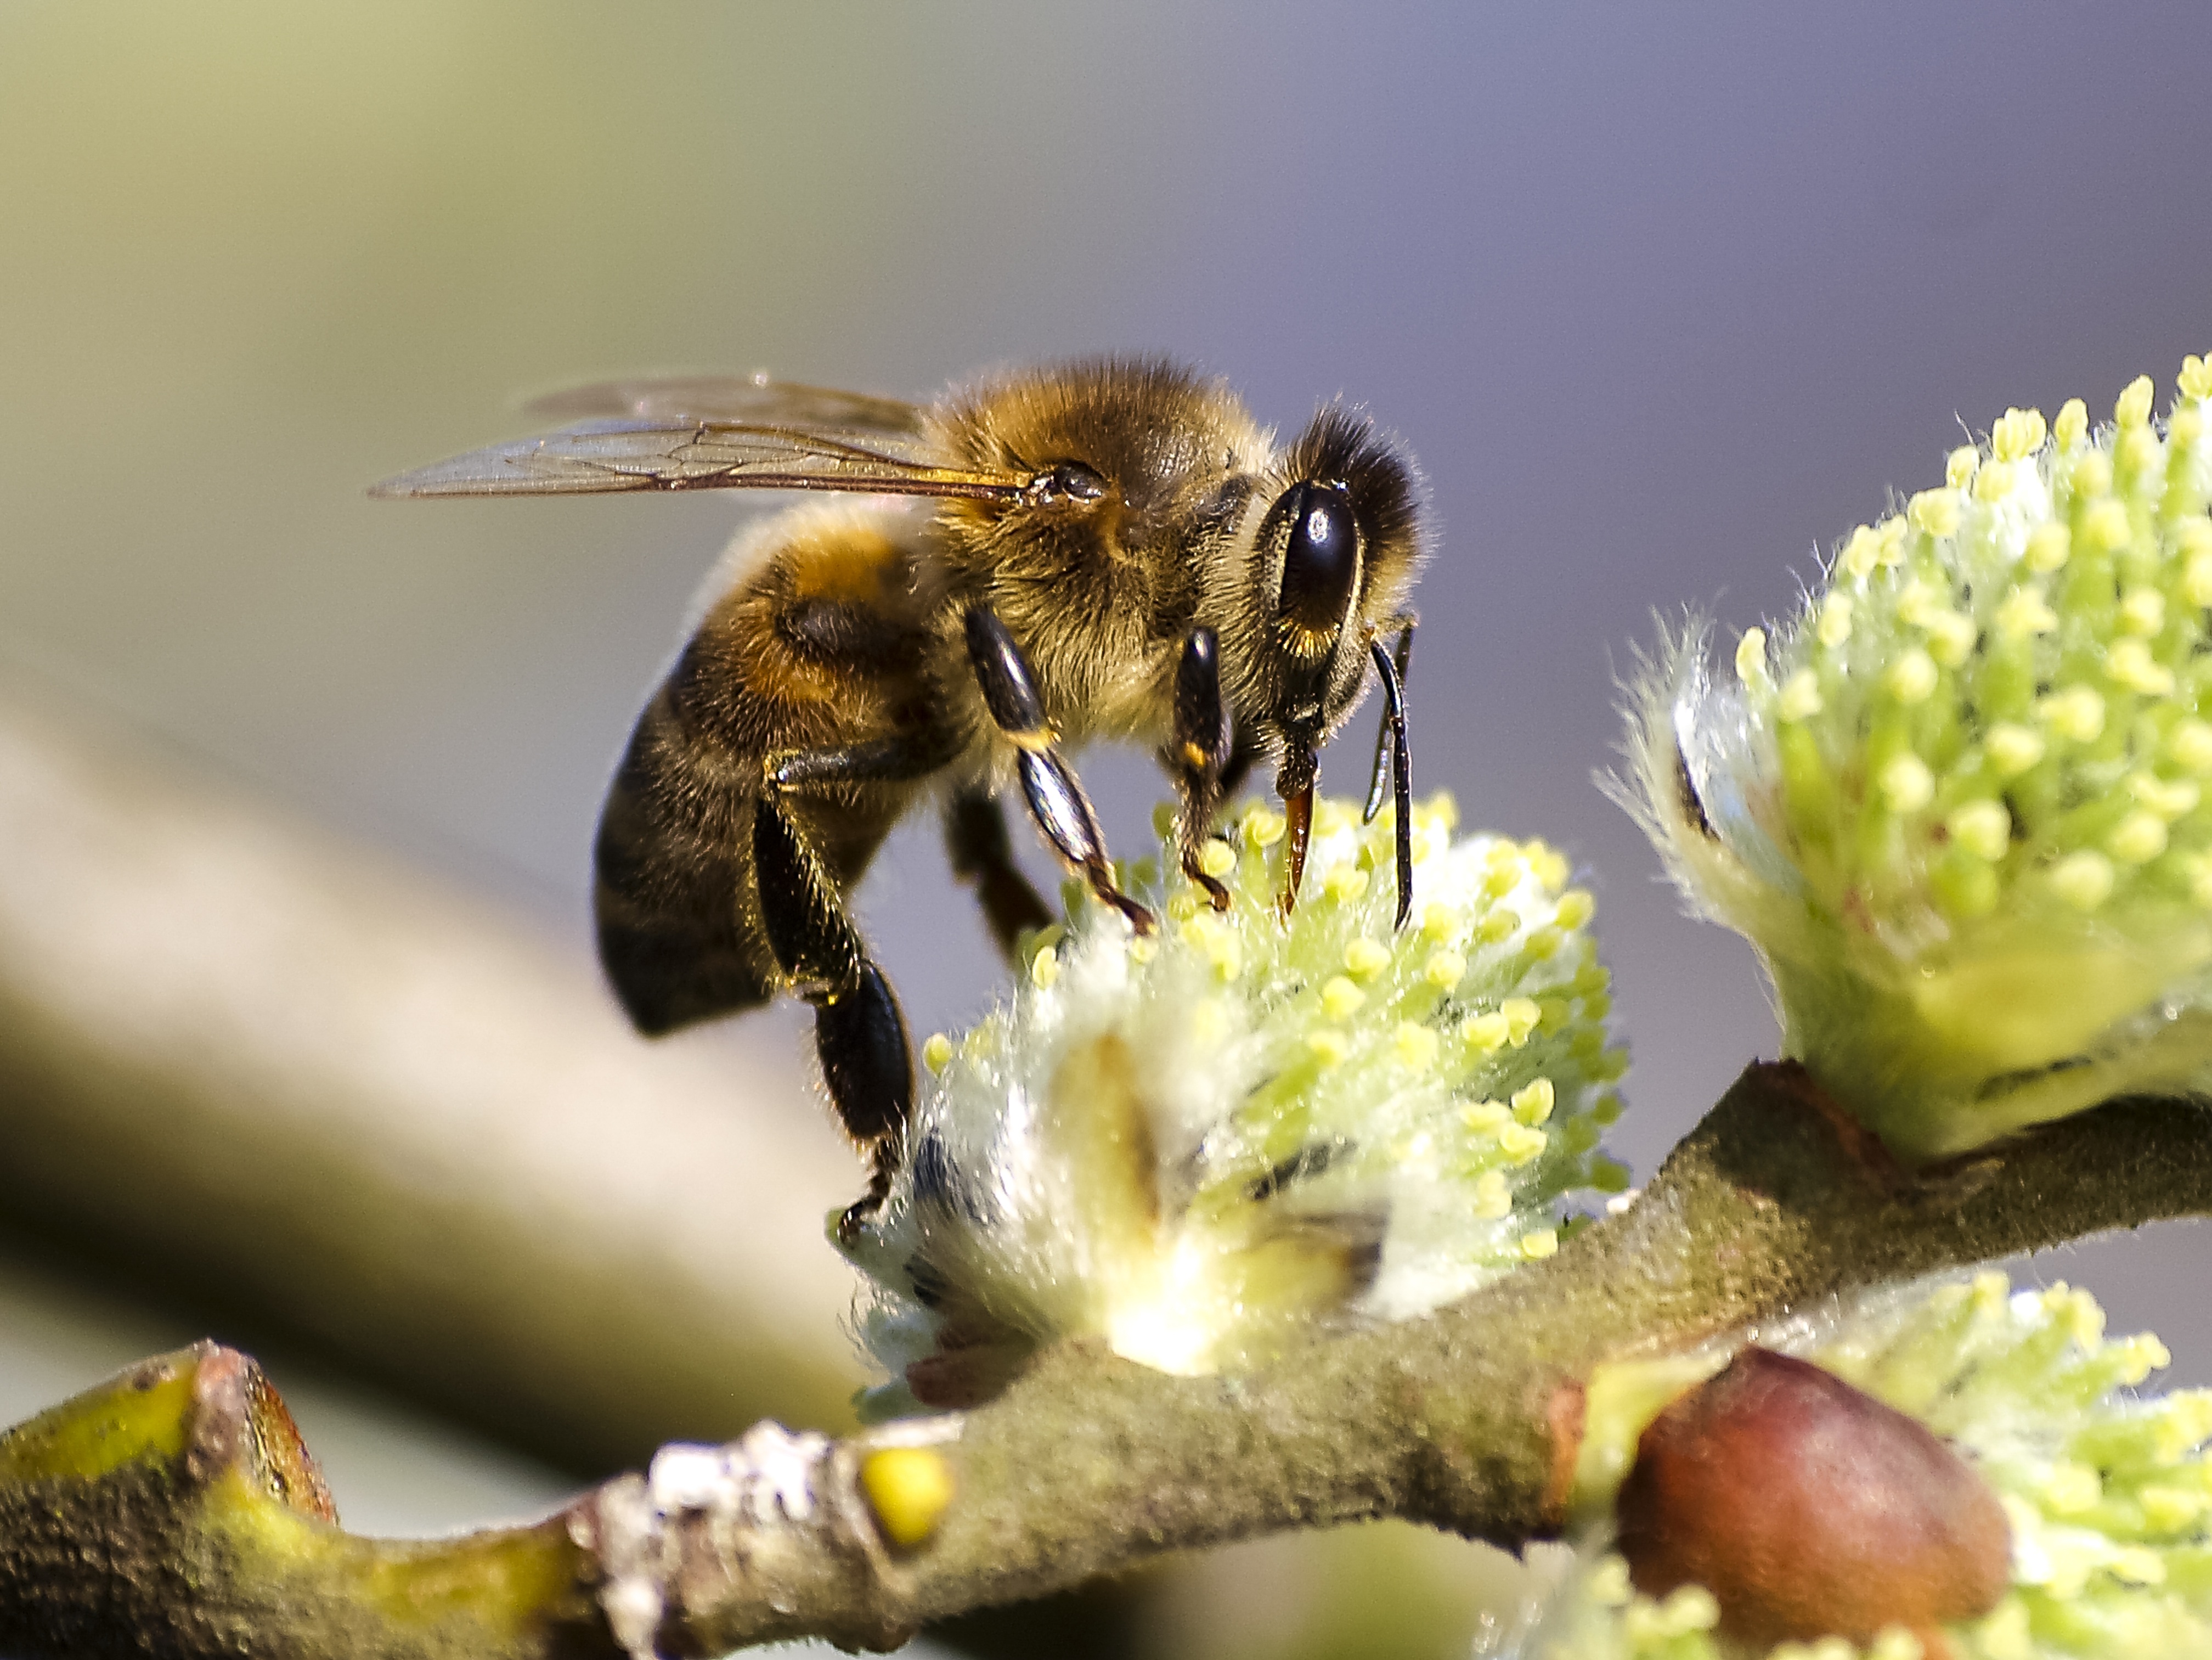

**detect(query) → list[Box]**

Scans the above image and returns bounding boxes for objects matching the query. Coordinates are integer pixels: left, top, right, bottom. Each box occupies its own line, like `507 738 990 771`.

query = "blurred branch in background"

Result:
0 684 860 1474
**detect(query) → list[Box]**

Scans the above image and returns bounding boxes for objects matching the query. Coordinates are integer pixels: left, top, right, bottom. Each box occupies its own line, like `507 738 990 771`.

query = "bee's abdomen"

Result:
592 688 778 1035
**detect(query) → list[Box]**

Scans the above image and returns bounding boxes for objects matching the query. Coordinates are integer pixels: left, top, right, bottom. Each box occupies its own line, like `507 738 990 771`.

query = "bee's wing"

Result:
371 416 1023 501
522 375 928 438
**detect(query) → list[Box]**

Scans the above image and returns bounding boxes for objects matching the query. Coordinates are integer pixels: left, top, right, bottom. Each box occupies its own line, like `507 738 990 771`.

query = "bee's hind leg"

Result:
963 605 1156 935
755 732 957 1235
945 790 1054 965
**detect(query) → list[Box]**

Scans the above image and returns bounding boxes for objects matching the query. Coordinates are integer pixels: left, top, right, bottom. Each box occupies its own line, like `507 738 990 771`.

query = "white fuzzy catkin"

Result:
837 792 1629 1415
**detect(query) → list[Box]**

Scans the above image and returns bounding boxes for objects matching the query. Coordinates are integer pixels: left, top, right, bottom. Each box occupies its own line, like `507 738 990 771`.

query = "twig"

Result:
5 1063 2206 1658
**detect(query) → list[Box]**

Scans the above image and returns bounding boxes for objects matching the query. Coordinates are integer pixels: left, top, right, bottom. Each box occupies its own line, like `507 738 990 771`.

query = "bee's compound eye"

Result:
1042 461 1108 503
1275 481 1359 633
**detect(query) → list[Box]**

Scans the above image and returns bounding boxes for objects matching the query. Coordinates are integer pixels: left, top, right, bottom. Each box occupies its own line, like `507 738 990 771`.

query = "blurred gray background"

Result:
5 0 2212 1538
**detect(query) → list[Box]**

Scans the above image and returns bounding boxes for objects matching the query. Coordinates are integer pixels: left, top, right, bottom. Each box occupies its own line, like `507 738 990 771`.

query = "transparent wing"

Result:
371 416 1022 501
523 374 929 438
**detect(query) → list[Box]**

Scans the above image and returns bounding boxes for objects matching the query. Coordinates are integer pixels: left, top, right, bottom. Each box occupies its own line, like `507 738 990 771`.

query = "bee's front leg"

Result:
1169 625 1234 911
963 605 1156 936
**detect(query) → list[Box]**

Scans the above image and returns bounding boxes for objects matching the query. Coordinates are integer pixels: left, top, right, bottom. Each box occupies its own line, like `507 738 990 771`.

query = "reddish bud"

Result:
1615 1346 2008 1650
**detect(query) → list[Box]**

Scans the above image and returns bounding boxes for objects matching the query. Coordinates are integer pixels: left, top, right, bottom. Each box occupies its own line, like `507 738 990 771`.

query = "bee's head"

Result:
1211 407 1424 856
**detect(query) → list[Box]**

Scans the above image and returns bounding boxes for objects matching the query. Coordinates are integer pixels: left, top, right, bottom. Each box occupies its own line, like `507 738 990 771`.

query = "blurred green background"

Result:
5 2 2212 1651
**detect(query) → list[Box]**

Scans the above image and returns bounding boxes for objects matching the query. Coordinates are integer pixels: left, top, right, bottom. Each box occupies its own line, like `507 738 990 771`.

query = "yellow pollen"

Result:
1518 1229 1559 1261
860 1447 956 1551
1030 944 1060 989
1995 585 2056 640
1497 1124 1548 1165
1817 593 1854 648
1460 1098 1511 1132
1778 668 1823 722
1476 911 1519 945
2073 450 2114 499
1418 899 1458 941
2119 424 2163 478
1884 649 1938 704
2052 849 2115 911
1838 524 1882 578
1923 611 1976 666
1424 947 1466 988
1986 723 2047 776
2169 718 2212 775
1320 976 1366 1019
922 1032 954 1073
1501 997 1541 1044
1945 445 1979 489
2185 547 2212 608
1735 626 1769 685
2117 373 2155 427
1972 459 2014 503
1526 844 1571 892
2120 587 2167 637
2108 809 2168 864
1198 840 1237 879
1344 937 1392 979
1991 406 2047 460
2181 354 2212 401
1463 1012 1510 1053
1307 1028 1351 1066
1392 1022 1440 1067
2172 404 2205 454
2081 498 2130 554
1242 805 1286 847
1877 753 1934 814
1471 1170 1512 1219
2055 397 2089 449
2024 521 2071 572
1512 1078 1556 1124
2108 639 2175 696
1553 888 1595 930
1322 864 1369 904
1897 578 1942 628
2038 685 2106 744
1909 487 1961 538
1947 800 2011 862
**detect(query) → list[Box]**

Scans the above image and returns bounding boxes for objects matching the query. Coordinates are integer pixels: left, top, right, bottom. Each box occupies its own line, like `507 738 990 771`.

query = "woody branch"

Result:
5 1063 2208 1660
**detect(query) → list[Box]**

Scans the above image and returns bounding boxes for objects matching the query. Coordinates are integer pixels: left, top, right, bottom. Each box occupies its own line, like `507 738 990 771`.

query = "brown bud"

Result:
1616 1346 2008 1650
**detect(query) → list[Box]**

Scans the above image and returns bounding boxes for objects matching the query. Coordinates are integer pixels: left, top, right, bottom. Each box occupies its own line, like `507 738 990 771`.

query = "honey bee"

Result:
375 359 1424 1225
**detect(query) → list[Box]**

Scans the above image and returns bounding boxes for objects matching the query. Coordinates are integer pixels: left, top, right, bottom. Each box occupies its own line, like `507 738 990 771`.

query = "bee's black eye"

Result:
1274 481 1359 633
1036 461 1107 503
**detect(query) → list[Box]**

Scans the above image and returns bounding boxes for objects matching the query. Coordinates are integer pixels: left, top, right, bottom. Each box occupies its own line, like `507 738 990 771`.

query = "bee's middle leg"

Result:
944 791 1054 965
963 605 1155 935
754 732 955 1233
